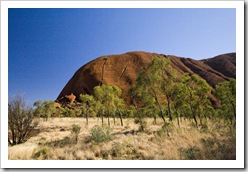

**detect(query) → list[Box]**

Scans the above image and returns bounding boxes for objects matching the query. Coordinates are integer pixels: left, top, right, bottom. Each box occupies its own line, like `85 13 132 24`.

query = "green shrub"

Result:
71 124 81 143
157 122 174 137
200 123 209 133
90 125 112 143
111 142 124 157
44 136 71 148
62 107 75 117
181 146 201 160
32 147 50 159
58 136 71 146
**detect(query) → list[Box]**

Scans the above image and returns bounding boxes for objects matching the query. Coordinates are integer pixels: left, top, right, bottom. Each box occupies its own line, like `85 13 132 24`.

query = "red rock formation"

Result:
65 93 76 104
201 53 236 79
57 51 236 106
54 102 64 110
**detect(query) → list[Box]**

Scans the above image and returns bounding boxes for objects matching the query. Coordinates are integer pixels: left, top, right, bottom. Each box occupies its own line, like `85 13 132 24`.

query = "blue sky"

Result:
8 8 236 105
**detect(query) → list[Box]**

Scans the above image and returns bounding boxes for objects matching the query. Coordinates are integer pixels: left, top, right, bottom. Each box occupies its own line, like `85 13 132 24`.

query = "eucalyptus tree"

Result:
61 107 75 117
215 78 236 125
177 73 212 127
33 100 43 117
160 58 180 122
93 85 124 126
113 94 125 126
129 84 159 124
171 82 186 127
33 100 57 120
79 94 96 125
129 56 179 123
126 105 137 118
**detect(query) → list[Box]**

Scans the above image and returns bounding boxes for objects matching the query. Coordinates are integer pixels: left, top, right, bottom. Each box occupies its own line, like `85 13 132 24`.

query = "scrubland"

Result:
8 117 236 160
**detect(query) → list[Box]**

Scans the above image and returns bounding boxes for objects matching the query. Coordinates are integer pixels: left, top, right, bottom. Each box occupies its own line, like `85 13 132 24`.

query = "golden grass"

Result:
8 117 236 160
8 143 38 160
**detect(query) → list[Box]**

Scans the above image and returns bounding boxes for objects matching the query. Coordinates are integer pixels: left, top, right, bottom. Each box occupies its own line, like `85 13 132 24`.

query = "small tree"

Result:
215 79 236 125
79 94 96 125
61 107 75 117
129 56 176 123
33 100 57 120
135 107 148 132
71 124 81 144
177 73 212 127
8 94 39 145
93 85 124 126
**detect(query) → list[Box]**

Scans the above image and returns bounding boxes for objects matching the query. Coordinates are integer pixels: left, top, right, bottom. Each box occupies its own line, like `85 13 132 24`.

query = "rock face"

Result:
57 51 236 105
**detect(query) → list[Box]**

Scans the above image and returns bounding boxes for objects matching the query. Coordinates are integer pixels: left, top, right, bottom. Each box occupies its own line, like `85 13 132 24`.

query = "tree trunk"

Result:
86 108 89 125
113 112 116 125
160 107 166 123
153 116 157 125
193 115 198 128
190 106 198 128
167 100 172 122
107 113 110 126
11 129 16 145
176 111 180 127
197 104 202 126
101 113 104 126
86 113 89 125
75 135 78 144
153 90 165 124
119 112 123 126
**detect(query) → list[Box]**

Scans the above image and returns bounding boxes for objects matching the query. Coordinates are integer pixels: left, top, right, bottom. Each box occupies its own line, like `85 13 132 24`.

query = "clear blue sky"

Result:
8 8 236 105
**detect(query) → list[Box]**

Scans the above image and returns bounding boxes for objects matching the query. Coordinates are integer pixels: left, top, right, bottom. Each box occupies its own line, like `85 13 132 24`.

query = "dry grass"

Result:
8 117 236 160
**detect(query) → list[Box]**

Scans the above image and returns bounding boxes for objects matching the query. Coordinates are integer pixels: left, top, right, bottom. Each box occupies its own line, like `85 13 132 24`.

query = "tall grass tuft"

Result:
90 125 112 143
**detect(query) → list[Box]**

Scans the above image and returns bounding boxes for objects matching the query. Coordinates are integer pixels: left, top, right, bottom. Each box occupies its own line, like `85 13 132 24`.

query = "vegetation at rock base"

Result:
8 56 236 160
215 78 236 125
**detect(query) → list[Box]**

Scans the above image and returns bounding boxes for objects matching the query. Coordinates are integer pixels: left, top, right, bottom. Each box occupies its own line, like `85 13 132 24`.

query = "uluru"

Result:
57 51 236 105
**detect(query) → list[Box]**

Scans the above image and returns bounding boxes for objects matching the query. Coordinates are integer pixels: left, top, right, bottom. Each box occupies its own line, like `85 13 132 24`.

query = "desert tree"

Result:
178 73 212 127
113 94 125 126
93 85 109 126
61 107 75 117
130 56 177 123
160 58 180 122
170 81 186 127
79 94 96 125
93 85 124 126
125 105 137 118
33 100 57 120
215 78 236 125
8 94 39 145
71 124 81 144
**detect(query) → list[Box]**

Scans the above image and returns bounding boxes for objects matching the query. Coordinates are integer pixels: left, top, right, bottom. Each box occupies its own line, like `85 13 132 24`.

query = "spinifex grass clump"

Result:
32 146 50 160
90 125 113 143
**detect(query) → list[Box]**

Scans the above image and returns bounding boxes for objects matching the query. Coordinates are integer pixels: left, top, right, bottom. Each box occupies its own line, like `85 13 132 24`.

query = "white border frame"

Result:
1 0 244 169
